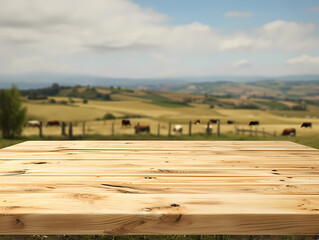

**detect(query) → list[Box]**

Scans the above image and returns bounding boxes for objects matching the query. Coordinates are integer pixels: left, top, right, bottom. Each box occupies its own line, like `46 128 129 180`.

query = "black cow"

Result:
210 119 220 124
122 119 131 127
301 122 312 128
227 120 235 125
249 121 259 126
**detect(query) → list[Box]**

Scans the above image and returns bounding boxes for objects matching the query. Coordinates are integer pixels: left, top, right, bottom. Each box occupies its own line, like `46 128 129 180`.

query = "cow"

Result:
249 121 259 126
210 119 220 124
28 120 40 128
281 128 296 137
46 120 60 127
173 125 183 134
227 120 235 125
134 124 150 134
122 119 131 127
194 119 200 125
301 122 312 128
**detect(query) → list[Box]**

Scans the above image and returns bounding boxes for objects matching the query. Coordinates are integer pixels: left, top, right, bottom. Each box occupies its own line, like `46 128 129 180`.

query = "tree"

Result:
0 86 27 138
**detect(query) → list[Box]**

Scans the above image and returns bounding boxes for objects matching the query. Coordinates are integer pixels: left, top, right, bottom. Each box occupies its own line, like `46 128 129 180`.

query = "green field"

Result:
145 101 192 108
252 100 290 110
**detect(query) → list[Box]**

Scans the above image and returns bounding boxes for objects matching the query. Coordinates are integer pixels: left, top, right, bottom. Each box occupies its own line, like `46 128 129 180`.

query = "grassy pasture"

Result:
252 100 290 110
144 101 192 108
21 92 319 140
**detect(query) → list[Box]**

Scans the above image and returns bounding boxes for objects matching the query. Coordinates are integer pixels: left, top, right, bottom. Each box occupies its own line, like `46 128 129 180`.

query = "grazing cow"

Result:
28 120 40 128
301 122 312 128
46 120 60 127
249 121 259 126
281 128 296 137
227 120 235 125
122 119 131 127
194 119 200 125
210 119 220 124
173 125 183 134
134 124 150 134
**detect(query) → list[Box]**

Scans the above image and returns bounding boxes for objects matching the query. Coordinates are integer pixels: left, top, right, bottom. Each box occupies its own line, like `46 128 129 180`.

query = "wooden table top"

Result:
0 141 319 235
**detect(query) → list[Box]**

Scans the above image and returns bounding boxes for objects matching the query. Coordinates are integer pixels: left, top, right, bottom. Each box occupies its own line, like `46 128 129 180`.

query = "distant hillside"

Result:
142 80 319 102
1 72 319 89
18 82 318 114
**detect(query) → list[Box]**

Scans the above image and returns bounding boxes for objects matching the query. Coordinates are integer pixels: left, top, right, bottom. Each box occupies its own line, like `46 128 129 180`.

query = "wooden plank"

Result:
0 141 318 235
0 194 319 235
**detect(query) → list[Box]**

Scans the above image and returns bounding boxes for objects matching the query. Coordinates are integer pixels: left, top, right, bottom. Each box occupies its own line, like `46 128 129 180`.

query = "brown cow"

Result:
134 124 150 134
194 119 200 125
46 120 60 127
122 119 131 127
281 128 296 136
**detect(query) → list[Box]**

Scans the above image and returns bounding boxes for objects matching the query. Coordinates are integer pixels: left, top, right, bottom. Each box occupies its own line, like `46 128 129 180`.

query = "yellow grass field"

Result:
22 95 319 138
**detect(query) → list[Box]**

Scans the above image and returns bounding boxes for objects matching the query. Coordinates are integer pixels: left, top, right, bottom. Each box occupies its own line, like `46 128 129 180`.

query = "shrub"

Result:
102 113 116 120
0 86 27 138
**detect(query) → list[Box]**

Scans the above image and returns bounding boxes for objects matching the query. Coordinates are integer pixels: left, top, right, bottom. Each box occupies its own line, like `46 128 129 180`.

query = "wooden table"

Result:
0 141 319 235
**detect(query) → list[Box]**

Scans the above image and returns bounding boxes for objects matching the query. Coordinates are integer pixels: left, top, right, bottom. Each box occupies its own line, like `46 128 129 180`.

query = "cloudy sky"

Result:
1 0 319 78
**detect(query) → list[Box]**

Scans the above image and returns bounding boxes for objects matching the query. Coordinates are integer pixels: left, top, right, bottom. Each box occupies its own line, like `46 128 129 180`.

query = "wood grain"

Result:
0 141 319 235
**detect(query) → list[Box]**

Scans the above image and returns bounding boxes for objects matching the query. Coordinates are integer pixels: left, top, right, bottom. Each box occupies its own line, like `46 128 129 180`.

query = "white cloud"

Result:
286 55 319 65
0 0 318 77
0 1 317 55
224 11 254 17
232 59 251 68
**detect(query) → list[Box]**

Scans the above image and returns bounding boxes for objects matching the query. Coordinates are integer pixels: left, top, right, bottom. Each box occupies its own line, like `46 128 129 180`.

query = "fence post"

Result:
189 121 192 136
206 122 211 135
168 122 171 137
82 121 85 138
61 122 66 136
217 120 220 137
250 126 252 137
39 121 43 138
242 127 244 136
255 127 258 136
263 128 265 137
157 123 160 136
274 131 277 137
69 122 73 139
112 122 114 136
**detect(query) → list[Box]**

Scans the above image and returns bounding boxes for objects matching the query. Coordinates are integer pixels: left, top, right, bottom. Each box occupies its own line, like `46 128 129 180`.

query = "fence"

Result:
235 126 277 137
29 120 222 139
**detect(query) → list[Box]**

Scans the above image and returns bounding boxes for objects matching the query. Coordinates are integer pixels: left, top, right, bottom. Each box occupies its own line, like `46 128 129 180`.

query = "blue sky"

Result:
133 0 319 28
0 0 319 78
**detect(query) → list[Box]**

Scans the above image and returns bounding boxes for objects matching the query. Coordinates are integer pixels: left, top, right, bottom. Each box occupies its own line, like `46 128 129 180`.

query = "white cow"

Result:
28 120 40 127
173 125 183 134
